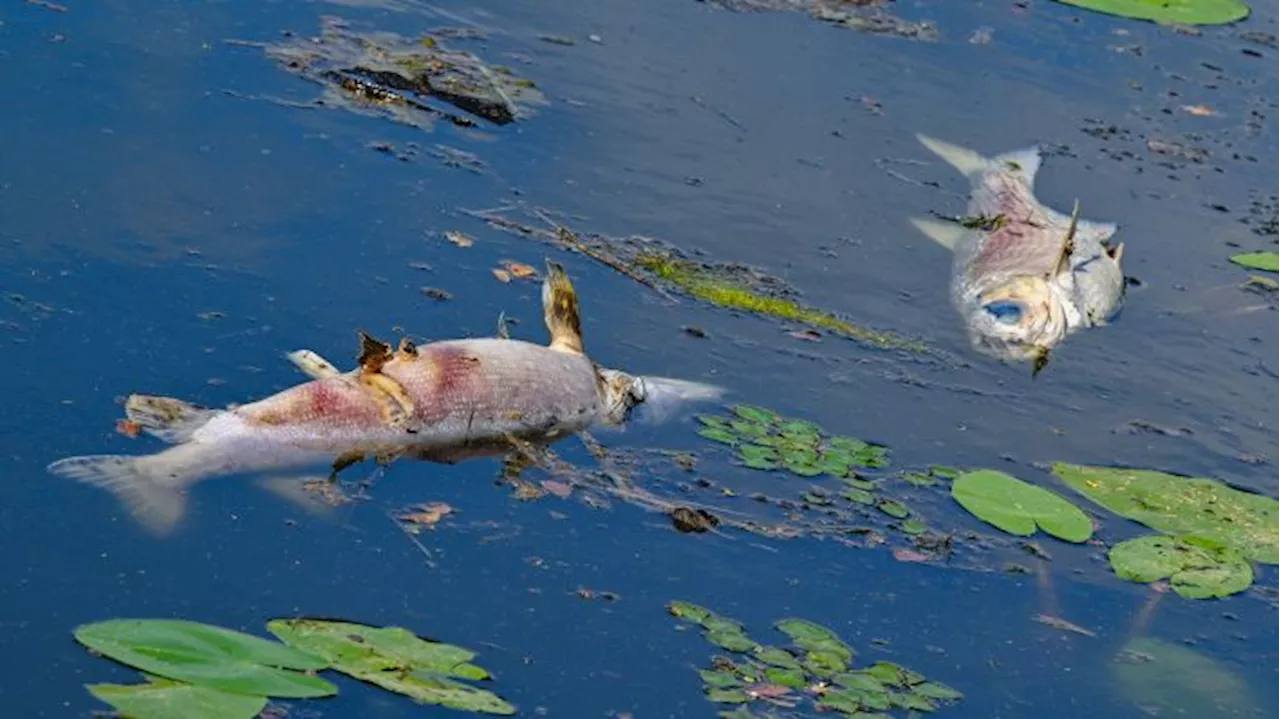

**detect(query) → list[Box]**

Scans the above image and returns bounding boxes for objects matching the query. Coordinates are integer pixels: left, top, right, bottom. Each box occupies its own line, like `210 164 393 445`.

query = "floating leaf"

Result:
1112 637 1258 717
266 619 514 714
765 666 807 688
775 619 853 663
929 465 960 480
1229 251 1279 272
1108 535 1253 599
706 687 749 704
863 661 924 688
73 619 334 699
913 681 964 701
804 649 848 676
876 499 911 519
700 669 743 689
951 470 1093 542
900 519 928 535
817 688 865 712
755 646 801 669
699 427 739 445
87 677 268 719
668 601 712 623
708 630 757 653
843 487 876 505
733 405 779 425
834 672 886 692
1052 0 1249 25
1052 463 1278 563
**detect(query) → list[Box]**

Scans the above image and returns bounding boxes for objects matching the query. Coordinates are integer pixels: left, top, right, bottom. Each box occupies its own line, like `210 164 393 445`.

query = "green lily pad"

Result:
701 615 747 635
833 672 886 692
755 646 801 669
707 687 749 704
87 677 268 719
668 601 713 623
1112 637 1258 717
266 619 513 714
699 427 739 445
1229 251 1279 272
1053 463 1278 564
775 619 853 662
817 688 866 712
1053 0 1249 25
913 681 963 701
805 649 849 676
1108 535 1254 599
733 405 780 425
863 661 924 688
844 487 876 505
876 499 911 519
707 630 758 653
765 666 807 688
951 470 1093 542
900 519 928 535
73 619 334 699
700 669 743 689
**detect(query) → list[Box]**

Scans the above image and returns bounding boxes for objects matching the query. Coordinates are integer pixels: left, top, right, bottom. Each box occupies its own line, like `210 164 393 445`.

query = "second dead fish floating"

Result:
48 262 723 535
910 133 1126 373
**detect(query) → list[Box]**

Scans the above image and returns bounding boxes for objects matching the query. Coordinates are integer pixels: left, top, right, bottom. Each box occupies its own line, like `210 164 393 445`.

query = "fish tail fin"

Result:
124 394 219 444
916 133 991 177
47 453 189 535
909 217 966 251
542 260 585 355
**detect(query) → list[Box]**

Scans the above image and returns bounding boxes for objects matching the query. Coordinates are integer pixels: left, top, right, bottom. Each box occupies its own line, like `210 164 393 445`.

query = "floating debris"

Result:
259 16 546 132
702 0 938 40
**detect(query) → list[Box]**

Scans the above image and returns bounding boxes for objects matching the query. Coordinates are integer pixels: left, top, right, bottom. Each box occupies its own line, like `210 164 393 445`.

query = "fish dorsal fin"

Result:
990 146 1043 188
1049 199 1081 280
357 331 394 373
124 394 218 444
287 349 341 379
909 217 966 251
542 260 585 355
916 134 990 177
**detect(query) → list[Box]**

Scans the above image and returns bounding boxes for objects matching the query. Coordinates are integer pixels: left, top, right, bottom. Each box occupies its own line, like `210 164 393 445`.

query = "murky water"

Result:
1 0 1276 716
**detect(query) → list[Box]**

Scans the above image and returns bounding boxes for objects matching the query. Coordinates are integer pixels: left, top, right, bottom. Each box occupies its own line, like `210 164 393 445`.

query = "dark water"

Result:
1 0 1276 716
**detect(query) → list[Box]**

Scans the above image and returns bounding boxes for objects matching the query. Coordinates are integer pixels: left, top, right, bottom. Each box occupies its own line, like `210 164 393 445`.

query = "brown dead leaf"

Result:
445 231 474 248
115 419 142 438
1181 104 1218 117
396 502 454 531
492 268 512 283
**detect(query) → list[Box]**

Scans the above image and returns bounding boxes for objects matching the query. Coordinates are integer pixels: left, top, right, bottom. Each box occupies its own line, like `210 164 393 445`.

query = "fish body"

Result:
48 263 722 534
910 134 1125 366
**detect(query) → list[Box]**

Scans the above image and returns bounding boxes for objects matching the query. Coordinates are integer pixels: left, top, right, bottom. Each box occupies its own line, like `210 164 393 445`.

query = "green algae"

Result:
636 252 926 351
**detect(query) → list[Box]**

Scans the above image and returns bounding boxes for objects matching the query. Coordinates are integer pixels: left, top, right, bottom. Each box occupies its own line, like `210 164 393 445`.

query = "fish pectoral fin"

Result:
1107 242 1125 264
909 217 966 251
542 260 585 354
287 349 342 379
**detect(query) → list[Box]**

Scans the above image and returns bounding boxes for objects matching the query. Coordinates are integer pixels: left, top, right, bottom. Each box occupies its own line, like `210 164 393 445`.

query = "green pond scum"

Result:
667 601 963 717
73 618 515 718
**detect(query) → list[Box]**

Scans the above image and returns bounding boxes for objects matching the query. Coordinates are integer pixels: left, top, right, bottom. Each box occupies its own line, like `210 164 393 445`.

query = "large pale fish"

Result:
910 134 1126 372
48 262 723 534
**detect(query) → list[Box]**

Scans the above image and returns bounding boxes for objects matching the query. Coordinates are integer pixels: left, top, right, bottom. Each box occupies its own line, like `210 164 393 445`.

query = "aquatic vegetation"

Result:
695 405 890 476
1053 0 1250 25
1112 637 1259 717
1229 250 1278 272
702 0 938 40
950 469 1094 543
1052 463 1278 564
74 618 514 718
668 601 963 716
636 253 927 351
267 619 515 714
259 16 545 131
1109 535 1253 599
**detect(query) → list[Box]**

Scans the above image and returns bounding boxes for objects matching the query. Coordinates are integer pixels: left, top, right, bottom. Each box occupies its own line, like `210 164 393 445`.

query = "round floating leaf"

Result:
707 630 757 653
764 666 807 688
890 692 937 711
1108 535 1253 599
87 678 268 719
1229 251 1278 272
266 619 513 714
843 487 876 505
1112 637 1258 717
913 681 963 701
738 445 780 470
1053 0 1249 25
730 419 769 439
696 414 732 430
733 405 779 425
1053 463 1278 564
951 470 1093 542
73 619 335 699
817 688 865 712
701 615 746 635
804 649 849 676
833 672 886 692
699 669 742 689
698 427 739 445
706 687 749 704
876 499 911 519
755 646 801 669
900 519 928 535
829 436 868 453
668 601 712 623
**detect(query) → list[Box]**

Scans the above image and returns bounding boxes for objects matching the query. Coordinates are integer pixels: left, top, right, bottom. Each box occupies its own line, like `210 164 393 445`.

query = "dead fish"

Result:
48 261 723 535
910 134 1126 372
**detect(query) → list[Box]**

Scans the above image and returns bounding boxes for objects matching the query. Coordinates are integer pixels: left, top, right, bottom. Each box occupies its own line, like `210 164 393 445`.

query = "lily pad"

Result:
1229 251 1279 272
73 619 335 699
87 677 268 719
1053 0 1249 25
1112 637 1258 717
951 470 1093 542
668 601 713 623
266 619 513 714
775 619 853 663
1108 535 1253 599
1053 463 1278 563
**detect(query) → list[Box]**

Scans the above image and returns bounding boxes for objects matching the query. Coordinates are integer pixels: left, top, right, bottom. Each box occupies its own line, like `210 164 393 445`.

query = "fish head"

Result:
1070 243 1127 327
967 275 1071 363
596 367 647 425
595 367 726 426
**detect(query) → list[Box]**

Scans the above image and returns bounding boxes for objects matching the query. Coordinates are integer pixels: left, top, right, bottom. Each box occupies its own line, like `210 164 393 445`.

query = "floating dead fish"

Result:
48 262 723 535
910 134 1126 373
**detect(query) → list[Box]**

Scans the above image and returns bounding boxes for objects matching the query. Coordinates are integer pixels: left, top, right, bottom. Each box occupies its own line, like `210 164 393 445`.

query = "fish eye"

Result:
983 300 1024 323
